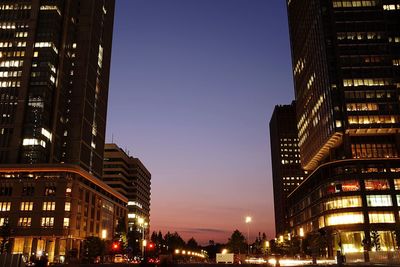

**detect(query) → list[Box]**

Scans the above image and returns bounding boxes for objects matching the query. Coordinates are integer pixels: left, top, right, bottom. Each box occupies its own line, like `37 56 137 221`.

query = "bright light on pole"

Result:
101 229 107 239
299 227 304 237
299 227 304 256
245 216 252 255
245 216 252 223
138 217 147 258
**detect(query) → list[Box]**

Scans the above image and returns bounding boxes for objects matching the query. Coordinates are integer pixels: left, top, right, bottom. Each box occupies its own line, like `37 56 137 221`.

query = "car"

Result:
114 254 125 263
148 258 160 264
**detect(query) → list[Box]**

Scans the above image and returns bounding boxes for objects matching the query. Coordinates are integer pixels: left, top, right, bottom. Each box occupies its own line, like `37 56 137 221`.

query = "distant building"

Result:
285 0 400 256
0 0 124 263
269 102 305 235
103 143 151 233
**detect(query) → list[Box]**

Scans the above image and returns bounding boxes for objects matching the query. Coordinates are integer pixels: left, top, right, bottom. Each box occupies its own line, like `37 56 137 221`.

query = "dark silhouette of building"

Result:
103 143 151 232
285 0 400 256
0 1 126 262
0 0 115 179
269 102 305 235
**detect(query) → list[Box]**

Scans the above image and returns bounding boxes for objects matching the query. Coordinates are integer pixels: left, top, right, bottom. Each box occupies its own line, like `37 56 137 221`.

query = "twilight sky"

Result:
106 0 294 245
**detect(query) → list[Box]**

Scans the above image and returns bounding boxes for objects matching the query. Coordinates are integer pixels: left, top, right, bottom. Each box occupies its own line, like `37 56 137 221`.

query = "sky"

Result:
106 0 294 245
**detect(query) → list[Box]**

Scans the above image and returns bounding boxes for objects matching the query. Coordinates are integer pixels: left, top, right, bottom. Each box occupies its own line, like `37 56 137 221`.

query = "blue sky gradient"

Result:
106 0 294 244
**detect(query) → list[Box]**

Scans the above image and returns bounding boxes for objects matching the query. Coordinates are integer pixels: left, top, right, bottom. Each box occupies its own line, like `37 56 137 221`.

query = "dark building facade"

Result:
286 0 400 255
103 143 151 233
269 102 305 235
0 0 115 178
0 1 124 263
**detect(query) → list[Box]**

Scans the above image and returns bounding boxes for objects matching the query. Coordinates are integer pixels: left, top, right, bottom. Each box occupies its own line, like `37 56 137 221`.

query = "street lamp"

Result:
245 216 252 255
137 217 147 258
299 227 304 256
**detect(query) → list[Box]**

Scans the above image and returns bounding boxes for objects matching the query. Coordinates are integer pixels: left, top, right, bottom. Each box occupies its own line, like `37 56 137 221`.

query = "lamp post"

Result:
138 217 147 258
245 216 252 255
299 227 304 257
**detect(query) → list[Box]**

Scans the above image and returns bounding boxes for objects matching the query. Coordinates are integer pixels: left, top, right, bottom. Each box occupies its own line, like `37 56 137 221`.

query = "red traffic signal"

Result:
148 243 154 249
112 242 119 250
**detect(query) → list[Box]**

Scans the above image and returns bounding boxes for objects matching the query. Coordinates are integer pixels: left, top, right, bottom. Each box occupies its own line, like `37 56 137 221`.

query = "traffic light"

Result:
112 242 120 250
148 243 154 250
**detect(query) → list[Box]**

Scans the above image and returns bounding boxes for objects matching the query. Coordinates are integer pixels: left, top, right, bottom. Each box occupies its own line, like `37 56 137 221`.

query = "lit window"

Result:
22 138 46 148
368 212 395 223
44 186 56 196
0 202 11 211
42 201 55 211
41 217 54 227
0 217 8 226
63 218 70 227
319 216 325 228
41 128 52 141
65 202 71 211
40 5 61 15
365 180 390 190
326 181 360 194
18 217 31 227
325 196 362 210
20 202 33 211
325 212 364 226
394 179 400 190
366 195 392 207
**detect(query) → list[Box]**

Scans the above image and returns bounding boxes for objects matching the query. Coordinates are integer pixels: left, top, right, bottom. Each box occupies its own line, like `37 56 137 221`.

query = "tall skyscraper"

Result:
0 0 115 179
285 0 400 256
0 1 126 263
288 0 399 170
103 143 151 232
269 102 305 235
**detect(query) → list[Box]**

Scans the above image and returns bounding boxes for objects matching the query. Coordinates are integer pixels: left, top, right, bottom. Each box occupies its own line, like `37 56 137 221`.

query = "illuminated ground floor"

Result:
11 236 84 263
287 158 400 257
329 229 396 254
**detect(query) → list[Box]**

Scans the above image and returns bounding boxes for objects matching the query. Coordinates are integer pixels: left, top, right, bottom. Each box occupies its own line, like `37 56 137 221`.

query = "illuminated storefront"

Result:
288 159 400 256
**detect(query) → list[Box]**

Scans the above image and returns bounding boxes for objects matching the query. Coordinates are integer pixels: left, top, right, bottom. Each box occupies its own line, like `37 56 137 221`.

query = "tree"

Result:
260 233 268 255
187 237 199 250
83 236 105 263
164 232 185 252
151 231 158 244
392 230 400 250
204 242 224 260
0 224 11 254
371 231 381 251
253 232 268 255
127 230 141 257
127 220 141 258
270 233 299 256
227 230 247 254
115 217 127 250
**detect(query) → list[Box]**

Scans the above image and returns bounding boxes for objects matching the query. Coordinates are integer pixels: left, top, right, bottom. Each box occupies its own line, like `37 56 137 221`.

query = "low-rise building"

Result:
0 164 127 263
